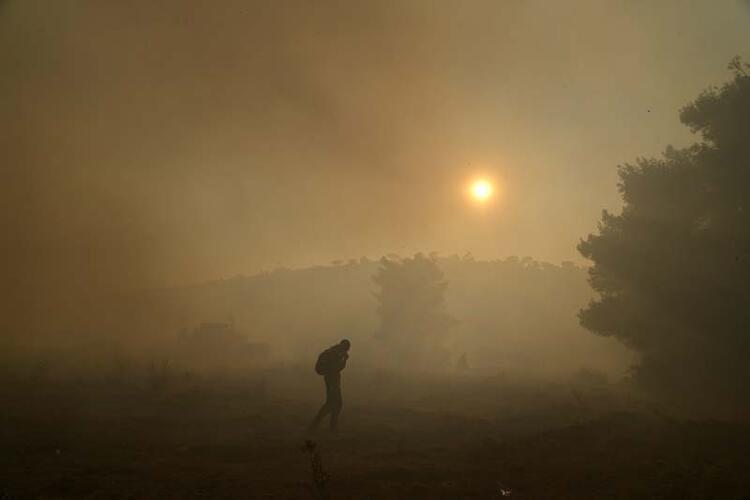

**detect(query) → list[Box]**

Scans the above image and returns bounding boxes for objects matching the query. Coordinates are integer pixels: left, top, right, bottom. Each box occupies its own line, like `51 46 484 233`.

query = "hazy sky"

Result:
3 0 750 305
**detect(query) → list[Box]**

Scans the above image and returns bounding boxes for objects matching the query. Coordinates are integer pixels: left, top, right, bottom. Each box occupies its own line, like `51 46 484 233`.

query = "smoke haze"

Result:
3 1 749 328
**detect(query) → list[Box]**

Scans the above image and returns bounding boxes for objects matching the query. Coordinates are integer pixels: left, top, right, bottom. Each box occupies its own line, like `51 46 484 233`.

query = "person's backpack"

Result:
314 348 335 375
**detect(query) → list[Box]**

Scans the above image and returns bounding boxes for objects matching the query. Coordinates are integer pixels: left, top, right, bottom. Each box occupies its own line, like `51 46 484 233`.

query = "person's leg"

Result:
329 385 342 432
308 377 333 432
308 401 331 432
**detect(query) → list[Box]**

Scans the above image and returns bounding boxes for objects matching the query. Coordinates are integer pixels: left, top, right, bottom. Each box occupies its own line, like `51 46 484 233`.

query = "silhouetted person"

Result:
308 339 350 433
457 352 469 371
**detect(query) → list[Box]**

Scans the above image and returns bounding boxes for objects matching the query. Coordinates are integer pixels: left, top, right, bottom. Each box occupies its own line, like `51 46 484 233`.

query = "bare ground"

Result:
1 373 749 499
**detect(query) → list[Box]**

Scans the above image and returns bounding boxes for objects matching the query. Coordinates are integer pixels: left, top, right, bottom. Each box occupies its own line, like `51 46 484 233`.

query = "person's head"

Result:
339 339 351 352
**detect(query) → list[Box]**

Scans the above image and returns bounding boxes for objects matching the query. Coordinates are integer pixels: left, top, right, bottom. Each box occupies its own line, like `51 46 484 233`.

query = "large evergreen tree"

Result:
578 59 750 412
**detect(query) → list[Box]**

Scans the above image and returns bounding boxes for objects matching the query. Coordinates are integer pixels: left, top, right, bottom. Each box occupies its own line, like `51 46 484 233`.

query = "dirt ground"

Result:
2 370 749 499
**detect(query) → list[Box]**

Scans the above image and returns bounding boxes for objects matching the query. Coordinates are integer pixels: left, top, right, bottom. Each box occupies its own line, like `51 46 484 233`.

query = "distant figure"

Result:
308 339 350 433
457 352 469 371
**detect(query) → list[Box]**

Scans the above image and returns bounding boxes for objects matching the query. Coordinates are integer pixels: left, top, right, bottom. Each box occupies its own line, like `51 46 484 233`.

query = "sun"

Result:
470 179 494 202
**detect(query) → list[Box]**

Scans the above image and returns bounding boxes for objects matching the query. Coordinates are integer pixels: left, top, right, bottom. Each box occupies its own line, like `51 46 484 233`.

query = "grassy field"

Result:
2 369 749 499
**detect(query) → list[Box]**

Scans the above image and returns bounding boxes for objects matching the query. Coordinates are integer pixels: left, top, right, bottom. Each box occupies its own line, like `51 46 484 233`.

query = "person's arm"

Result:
336 353 348 371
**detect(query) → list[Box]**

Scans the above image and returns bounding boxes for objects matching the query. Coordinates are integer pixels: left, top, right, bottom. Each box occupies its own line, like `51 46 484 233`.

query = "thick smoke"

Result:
2 1 748 339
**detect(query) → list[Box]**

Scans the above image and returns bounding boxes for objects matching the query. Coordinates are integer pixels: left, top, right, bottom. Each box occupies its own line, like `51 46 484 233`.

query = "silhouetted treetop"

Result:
680 57 750 150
